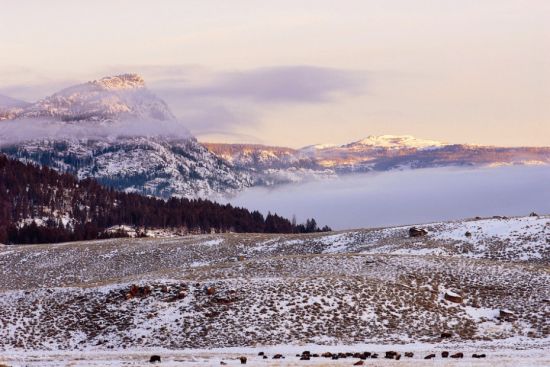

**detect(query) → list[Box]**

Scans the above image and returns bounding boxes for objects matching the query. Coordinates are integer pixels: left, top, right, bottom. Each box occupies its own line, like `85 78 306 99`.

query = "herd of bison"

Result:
148 349 487 364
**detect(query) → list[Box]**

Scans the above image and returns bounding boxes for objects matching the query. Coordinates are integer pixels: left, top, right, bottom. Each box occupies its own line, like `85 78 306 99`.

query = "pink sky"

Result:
0 0 549 147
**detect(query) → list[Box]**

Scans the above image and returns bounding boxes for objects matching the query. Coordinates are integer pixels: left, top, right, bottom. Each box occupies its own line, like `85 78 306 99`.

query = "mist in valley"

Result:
229 165 550 230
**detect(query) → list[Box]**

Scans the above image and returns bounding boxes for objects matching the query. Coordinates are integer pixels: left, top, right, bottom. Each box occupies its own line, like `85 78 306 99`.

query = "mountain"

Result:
0 74 253 199
0 155 328 244
305 135 447 151
0 94 29 121
205 136 550 174
203 142 335 185
7 74 174 122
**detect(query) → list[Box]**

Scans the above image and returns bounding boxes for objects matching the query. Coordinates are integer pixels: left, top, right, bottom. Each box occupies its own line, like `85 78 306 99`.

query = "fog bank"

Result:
228 166 550 230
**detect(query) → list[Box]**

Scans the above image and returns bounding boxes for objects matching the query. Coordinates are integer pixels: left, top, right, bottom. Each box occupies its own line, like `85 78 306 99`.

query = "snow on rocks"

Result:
409 227 428 237
444 290 463 304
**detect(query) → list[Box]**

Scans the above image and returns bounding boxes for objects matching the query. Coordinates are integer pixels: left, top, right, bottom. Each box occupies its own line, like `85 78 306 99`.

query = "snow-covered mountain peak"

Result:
300 143 338 152
10 73 175 122
299 135 448 153
350 135 447 149
90 73 145 91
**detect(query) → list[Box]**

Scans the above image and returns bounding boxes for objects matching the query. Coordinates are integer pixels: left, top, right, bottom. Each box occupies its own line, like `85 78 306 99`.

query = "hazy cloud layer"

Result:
156 66 365 103
0 73 81 103
0 94 29 108
148 65 367 140
229 166 550 230
0 119 191 145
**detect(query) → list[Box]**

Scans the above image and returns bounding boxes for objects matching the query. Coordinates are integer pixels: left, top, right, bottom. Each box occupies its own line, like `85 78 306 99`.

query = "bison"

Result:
472 353 486 358
149 355 161 363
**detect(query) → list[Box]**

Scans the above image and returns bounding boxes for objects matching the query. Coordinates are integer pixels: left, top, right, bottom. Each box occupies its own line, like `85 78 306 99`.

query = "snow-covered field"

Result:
2 339 549 366
0 215 548 366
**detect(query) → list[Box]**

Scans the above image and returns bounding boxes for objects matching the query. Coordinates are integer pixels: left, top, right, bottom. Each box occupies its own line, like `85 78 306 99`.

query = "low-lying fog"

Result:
228 165 550 230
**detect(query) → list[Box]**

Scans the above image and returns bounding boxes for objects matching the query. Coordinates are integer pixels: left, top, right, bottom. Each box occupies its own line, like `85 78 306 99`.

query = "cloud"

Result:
192 130 264 144
0 65 368 144
146 65 367 139
154 65 366 104
0 119 191 145
175 104 252 132
0 81 79 103
229 166 550 230
0 94 29 108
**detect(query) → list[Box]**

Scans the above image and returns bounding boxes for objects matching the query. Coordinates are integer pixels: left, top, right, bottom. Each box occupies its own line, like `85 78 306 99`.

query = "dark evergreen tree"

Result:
0 154 331 244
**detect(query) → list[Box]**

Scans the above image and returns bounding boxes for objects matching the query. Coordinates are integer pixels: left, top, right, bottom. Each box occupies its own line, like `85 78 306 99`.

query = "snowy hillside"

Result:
0 215 547 362
2 137 253 199
333 134 446 150
276 214 550 262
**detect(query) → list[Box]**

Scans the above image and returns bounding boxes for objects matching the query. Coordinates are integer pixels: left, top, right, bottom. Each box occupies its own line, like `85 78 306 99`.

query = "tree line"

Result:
0 155 330 244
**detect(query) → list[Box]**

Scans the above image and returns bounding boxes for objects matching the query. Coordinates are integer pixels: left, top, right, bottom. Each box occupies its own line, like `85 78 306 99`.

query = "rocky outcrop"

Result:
499 309 516 321
409 227 428 237
444 290 463 303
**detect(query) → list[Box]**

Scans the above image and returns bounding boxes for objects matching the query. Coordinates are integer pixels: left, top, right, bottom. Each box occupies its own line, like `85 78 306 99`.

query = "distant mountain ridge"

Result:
205 137 550 174
305 135 447 151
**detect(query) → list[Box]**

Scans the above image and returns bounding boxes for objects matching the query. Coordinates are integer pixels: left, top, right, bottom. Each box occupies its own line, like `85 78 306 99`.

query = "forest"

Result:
0 155 330 244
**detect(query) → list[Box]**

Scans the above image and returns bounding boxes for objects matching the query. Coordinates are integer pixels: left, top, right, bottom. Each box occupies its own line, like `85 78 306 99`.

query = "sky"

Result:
0 0 549 148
